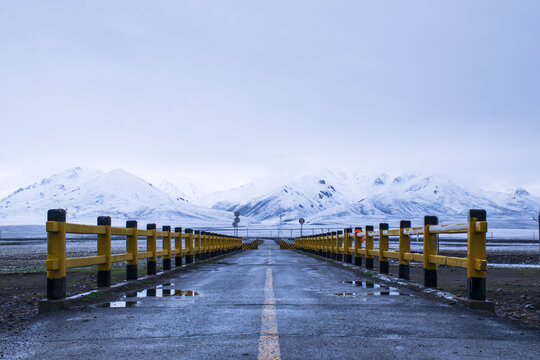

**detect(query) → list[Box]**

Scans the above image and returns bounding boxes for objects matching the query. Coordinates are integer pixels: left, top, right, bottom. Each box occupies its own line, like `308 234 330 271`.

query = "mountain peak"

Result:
373 177 385 186
513 188 530 197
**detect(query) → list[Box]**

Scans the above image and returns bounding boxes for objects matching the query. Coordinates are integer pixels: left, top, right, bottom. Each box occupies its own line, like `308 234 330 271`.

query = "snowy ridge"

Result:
157 181 190 202
198 172 540 225
1 168 539 226
0 168 237 225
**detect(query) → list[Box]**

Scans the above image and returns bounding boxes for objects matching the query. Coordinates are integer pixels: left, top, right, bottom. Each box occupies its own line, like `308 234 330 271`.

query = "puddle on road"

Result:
98 285 199 308
335 286 409 296
342 280 383 288
126 288 199 298
340 281 410 296
99 301 139 308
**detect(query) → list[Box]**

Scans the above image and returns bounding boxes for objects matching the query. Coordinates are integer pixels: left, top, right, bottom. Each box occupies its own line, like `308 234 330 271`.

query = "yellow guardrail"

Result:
293 209 488 301
45 209 242 300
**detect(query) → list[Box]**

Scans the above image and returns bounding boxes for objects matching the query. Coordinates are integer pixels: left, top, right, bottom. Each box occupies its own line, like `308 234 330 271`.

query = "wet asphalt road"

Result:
1 240 539 359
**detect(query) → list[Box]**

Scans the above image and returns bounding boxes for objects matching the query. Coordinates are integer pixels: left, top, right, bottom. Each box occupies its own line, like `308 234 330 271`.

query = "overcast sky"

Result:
1 1 539 195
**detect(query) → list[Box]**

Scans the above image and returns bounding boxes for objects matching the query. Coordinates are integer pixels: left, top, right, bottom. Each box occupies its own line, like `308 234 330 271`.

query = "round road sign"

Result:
299 218 305 225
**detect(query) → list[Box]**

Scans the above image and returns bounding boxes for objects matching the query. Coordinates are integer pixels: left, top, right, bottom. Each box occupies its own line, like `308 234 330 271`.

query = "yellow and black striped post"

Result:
185 228 194 264
201 231 206 260
163 226 172 271
211 233 217 257
205 232 209 257
219 234 224 255
194 230 201 262
330 231 336 260
174 227 183 268
201 231 207 258
147 223 157 275
399 220 411 279
326 232 331 258
365 225 374 269
206 232 211 258
208 232 213 258
467 209 487 300
213 233 219 257
46 209 67 300
205 231 210 259
354 227 362 266
344 228 353 263
222 234 226 255
336 230 343 261
97 216 112 287
211 232 216 258
423 216 438 288
379 223 389 274
126 220 138 280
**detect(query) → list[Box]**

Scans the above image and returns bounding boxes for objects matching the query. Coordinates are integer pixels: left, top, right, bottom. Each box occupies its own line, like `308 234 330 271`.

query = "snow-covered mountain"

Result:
196 172 540 225
0 168 238 225
212 174 353 223
157 180 202 202
1 167 539 226
157 181 190 202
1 167 104 203
195 175 290 209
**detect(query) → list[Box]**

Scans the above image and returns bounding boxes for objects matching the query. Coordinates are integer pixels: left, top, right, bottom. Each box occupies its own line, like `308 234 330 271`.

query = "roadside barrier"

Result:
242 240 259 249
45 209 242 300
294 209 488 301
280 241 296 250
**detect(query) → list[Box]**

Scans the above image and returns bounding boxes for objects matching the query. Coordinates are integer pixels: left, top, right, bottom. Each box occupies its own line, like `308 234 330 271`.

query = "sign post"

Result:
233 211 240 237
299 218 305 238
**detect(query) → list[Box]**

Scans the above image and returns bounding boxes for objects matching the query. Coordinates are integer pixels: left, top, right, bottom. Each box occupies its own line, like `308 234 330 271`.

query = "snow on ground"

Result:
487 263 540 268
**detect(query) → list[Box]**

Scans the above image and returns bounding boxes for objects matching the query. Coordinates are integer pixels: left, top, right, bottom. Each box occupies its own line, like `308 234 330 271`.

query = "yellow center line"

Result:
258 267 281 360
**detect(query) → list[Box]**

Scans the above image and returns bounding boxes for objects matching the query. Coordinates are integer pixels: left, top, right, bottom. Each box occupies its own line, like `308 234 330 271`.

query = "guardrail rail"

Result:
294 209 488 301
45 209 242 300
